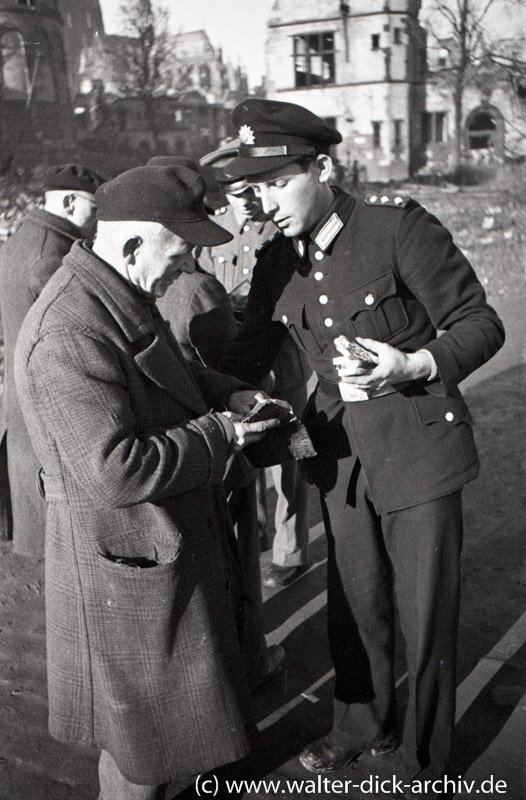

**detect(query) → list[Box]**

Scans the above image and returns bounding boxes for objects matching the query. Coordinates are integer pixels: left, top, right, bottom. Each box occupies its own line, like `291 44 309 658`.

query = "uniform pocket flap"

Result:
412 395 473 426
342 271 397 317
272 303 304 326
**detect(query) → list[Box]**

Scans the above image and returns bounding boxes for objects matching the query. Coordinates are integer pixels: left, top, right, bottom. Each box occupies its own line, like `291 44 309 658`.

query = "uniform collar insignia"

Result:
314 212 344 251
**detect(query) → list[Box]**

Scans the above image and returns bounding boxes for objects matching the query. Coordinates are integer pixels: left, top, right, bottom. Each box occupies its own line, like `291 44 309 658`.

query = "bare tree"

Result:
424 0 522 166
116 0 175 151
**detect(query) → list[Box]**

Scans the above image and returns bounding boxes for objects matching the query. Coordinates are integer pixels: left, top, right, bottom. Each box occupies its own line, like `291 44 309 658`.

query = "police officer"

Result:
199 143 312 587
0 163 104 556
220 98 505 794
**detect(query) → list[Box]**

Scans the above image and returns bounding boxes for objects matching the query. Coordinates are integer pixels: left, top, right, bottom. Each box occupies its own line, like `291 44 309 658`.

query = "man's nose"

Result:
181 255 196 274
259 189 277 217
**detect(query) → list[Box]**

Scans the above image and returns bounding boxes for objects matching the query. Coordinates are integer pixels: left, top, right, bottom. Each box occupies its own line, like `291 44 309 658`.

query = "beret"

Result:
147 155 197 169
44 163 105 194
95 164 233 246
226 98 342 178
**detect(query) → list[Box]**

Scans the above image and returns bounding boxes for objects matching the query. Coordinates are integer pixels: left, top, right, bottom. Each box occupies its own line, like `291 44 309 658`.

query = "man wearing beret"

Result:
15 163 281 799
0 163 104 556
220 98 505 794
198 143 312 587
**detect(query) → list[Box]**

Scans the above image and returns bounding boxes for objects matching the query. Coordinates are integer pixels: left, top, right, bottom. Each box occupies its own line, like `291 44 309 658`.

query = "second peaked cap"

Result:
225 98 342 178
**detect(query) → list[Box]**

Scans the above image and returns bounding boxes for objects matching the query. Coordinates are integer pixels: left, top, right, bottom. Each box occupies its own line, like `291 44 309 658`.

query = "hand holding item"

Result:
333 335 431 391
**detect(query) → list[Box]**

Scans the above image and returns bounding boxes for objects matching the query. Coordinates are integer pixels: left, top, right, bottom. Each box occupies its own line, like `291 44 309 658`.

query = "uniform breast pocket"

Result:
272 302 323 355
341 270 409 341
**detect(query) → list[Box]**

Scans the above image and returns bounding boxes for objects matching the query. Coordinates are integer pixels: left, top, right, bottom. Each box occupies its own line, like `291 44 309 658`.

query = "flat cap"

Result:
147 155 197 169
226 98 342 178
95 164 233 246
44 163 105 194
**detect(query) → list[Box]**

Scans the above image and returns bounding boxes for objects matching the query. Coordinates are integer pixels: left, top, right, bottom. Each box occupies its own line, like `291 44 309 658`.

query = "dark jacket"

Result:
221 190 505 513
14 241 254 783
0 207 80 553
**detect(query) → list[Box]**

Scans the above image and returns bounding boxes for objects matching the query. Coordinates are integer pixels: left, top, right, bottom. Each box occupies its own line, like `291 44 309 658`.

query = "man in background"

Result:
0 163 104 556
199 144 312 588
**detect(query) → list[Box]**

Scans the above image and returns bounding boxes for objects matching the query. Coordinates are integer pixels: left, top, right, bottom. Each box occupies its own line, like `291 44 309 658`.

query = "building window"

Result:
394 28 402 45
393 119 403 151
16 1 35 7
371 34 380 51
294 32 335 88
422 112 446 144
1 30 29 100
468 112 496 150
372 121 382 149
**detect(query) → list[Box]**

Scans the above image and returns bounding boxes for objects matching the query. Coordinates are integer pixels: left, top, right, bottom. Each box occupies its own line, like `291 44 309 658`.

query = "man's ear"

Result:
123 237 142 263
316 154 333 184
63 194 75 216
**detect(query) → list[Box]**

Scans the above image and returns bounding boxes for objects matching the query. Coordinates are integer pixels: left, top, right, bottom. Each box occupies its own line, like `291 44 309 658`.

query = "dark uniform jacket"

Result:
221 189 505 513
14 241 254 783
199 204 311 393
0 208 79 553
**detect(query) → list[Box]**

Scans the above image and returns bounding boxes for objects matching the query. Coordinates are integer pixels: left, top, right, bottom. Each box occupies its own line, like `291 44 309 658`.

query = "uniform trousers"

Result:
227 479 269 688
268 380 310 567
321 460 463 779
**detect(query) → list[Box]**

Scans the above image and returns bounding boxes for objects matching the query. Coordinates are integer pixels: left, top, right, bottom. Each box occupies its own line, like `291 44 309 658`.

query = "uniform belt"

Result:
318 376 396 402
37 469 69 504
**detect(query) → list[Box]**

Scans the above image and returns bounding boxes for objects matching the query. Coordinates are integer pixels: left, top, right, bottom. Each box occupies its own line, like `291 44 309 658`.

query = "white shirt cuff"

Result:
419 349 438 381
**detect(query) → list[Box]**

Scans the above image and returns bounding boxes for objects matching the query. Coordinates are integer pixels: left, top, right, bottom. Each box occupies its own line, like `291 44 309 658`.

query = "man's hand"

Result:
227 390 270 416
333 337 431 390
222 412 281 450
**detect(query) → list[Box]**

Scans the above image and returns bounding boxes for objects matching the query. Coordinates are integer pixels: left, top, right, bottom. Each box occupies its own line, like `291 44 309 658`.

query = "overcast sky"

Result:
99 0 276 86
98 1 524 88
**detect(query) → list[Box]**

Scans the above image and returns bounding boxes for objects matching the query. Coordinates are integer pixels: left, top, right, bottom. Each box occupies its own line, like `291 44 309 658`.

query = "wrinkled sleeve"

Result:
396 204 505 393
19 330 236 508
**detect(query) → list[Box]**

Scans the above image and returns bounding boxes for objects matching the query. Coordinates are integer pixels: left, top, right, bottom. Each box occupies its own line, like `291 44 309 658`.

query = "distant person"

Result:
15 163 282 800
199 143 312 588
0 163 104 556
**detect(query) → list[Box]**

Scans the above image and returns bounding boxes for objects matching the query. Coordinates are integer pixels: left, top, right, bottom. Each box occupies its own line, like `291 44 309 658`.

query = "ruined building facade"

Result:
0 0 73 168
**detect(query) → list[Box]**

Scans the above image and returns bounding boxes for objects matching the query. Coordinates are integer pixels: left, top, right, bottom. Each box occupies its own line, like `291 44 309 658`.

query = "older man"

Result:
15 163 280 800
0 163 104 555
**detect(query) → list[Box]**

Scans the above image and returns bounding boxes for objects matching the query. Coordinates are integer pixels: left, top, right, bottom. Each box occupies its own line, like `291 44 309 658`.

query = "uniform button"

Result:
217 256 225 263
324 317 334 327
369 195 378 202
381 195 389 203
365 293 375 305
282 314 288 324
242 268 249 274
319 294 328 304
314 271 324 281
243 245 250 252
445 411 455 422
314 251 324 261
394 196 403 205
243 224 250 232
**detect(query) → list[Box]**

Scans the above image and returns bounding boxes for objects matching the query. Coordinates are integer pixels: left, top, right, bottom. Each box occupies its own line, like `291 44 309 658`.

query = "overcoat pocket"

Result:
342 270 409 340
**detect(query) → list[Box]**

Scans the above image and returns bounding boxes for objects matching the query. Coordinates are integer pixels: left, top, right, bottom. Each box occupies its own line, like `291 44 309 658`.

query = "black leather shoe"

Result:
299 733 397 773
263 563 307 588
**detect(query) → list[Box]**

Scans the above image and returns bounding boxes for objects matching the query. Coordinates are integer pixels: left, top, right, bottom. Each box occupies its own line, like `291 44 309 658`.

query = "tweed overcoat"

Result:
0 208 79 553
14 241 255 784
221 190 505 513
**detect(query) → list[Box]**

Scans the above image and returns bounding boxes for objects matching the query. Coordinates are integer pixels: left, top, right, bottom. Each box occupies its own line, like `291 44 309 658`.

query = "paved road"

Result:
0 293 524 799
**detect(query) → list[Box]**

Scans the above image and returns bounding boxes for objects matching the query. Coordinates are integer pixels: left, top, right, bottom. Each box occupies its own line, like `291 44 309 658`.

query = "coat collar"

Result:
28 207 81 241
62 241 207 414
